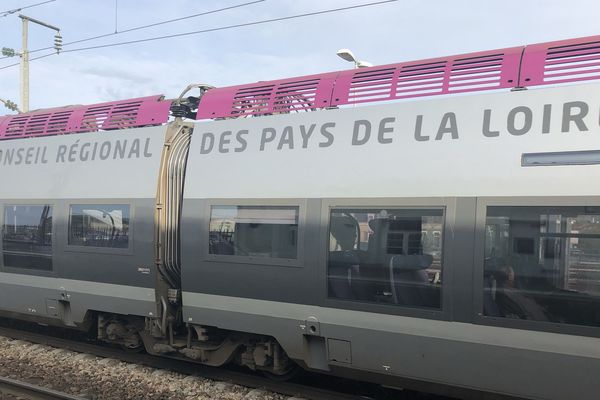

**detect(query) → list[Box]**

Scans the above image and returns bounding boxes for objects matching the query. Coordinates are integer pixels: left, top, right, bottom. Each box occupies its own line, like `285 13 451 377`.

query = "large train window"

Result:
209 205 299 259
2 205 53 271
68 204 130 248
483 206 600 328
327 208 443 309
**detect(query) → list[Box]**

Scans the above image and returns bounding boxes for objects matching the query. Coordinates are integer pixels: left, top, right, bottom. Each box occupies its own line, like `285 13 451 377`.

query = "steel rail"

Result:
0 375 86 400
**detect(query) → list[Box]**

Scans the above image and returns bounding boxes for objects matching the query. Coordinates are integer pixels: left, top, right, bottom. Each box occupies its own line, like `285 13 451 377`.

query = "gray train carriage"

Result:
178 82 600 400
0 124 167 348
1 35 600 400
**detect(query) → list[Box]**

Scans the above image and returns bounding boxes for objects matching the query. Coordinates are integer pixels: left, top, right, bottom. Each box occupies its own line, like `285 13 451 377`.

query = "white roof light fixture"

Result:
336 48 373 69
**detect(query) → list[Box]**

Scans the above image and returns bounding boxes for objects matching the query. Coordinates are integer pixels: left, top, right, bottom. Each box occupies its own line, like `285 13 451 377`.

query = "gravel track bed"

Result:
0 336 302 400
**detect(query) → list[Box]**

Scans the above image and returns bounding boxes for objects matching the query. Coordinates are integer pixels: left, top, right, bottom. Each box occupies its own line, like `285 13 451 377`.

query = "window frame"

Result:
474 196 600 338
320 197 456 321
0 202 56 275
65 201 134 255
203 199 306 268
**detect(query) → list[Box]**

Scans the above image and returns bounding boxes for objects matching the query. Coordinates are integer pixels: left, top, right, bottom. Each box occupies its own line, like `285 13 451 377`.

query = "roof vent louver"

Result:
396 61 446 98
196 42 524 119
543 41 600 83
448 53 504 92
0 95 171 141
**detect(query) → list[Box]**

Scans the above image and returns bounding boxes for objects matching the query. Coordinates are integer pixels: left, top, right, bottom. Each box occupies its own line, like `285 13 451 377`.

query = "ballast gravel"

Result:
0 336 303 400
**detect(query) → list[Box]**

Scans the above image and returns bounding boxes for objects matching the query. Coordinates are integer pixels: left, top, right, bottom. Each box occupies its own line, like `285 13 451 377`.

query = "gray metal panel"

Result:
450 197 477 323
327 338 352 364
0 197 157 325
55 198 156 288
180 196 476 321
0 198 156 288
0 272 156 323
180 198 322 305
181 292 600 400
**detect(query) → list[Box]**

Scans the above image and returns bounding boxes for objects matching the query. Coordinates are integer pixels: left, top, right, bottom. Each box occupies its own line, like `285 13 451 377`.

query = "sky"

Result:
0 0 599 113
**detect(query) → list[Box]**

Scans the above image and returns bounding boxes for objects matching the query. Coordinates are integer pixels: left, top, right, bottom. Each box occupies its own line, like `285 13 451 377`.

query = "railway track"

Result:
0 375 85 400
0 324 402 400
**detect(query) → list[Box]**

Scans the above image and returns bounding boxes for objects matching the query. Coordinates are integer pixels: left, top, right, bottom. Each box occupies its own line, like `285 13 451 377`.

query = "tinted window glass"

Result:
2 205 53 271
483 206 600 328
209 206 299 259
328 208 444 309
69 204 130 248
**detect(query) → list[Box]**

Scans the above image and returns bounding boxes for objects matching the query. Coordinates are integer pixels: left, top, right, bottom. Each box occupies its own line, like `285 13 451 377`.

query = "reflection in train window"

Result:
69 204 130 248
2 205 53 271
327 208 444 309
209 206 299 259
483 206 600 328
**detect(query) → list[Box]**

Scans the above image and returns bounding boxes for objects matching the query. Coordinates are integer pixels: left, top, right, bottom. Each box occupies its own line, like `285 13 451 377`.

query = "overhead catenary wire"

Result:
63 0 398 54
0 0 55 17
0 0 398 71
16 0 266 57
0 52 54 70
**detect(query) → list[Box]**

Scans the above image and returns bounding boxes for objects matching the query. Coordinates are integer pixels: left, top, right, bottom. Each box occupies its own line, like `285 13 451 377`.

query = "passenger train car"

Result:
1 35 600 400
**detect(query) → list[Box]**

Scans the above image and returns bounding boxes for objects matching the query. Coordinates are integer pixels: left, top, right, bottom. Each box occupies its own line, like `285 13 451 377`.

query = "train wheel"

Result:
120 341 144 353
262 363 301 382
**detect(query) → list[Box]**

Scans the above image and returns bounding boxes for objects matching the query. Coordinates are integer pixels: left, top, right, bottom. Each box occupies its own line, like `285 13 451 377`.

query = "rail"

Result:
0 375 86 400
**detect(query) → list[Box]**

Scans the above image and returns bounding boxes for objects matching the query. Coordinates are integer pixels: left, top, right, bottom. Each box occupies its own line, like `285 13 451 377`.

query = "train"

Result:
1 34 600 400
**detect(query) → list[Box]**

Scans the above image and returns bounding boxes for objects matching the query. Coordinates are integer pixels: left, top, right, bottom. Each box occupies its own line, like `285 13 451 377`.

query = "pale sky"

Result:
0 0 598 112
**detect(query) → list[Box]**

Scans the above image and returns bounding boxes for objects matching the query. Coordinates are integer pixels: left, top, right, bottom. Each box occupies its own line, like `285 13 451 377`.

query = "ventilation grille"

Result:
47 111 72 135
349 67 396 102
395 62 446 98
273 79 319 113
0 95 170 140
543 40 600 84
343 51 513 104
4 110 73 138
196 44 523 118
79 99 144 132
231 84 275 116
448 53 505 92
230 78 321 117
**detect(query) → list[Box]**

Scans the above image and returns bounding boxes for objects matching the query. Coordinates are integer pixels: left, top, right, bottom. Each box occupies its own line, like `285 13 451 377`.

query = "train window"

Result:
328 208 443 309
69 204 130 248
483 206 600 328
2 205 53 271
209 205 299 259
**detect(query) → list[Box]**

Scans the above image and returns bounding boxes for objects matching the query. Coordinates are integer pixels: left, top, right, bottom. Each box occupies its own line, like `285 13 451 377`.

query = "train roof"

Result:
1 34 600 141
